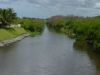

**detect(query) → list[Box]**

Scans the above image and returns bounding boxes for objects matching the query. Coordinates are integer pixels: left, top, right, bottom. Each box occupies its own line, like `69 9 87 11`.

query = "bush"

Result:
47 16 100 51
22 18 45 33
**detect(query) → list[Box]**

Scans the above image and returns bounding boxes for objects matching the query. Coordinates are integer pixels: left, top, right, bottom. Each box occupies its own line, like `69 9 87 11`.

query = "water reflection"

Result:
0 27 99 75
73 41 100 74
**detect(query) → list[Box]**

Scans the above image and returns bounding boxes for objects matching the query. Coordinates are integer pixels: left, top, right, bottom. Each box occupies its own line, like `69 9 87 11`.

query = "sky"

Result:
0 0 100 18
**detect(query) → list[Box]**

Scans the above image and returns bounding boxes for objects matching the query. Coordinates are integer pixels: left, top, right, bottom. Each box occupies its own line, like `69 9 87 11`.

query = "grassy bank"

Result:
0 8 45 41
0 28 27 41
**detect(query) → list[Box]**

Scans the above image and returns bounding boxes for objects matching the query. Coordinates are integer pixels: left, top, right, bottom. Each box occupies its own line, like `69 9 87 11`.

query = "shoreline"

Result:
0 33 30 47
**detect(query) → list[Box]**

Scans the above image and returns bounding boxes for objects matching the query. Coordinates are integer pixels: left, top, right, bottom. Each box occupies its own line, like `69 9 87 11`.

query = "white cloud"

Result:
94 3 100 8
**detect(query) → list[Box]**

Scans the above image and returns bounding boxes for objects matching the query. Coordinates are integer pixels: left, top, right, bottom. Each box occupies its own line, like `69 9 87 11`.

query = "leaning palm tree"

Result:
0 8 17 27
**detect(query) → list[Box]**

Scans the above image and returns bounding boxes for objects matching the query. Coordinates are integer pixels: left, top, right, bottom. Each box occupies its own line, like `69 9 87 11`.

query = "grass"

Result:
0 28 27 41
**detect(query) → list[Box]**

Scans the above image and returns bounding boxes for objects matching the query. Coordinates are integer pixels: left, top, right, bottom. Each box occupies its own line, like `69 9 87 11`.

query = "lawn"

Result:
0 28 27 41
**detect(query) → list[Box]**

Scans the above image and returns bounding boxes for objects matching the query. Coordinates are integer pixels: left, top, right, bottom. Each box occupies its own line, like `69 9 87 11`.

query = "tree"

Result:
0 8 17 27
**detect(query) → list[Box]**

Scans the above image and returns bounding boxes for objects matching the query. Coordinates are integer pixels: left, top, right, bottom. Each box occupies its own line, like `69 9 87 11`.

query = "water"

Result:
0 27 100 75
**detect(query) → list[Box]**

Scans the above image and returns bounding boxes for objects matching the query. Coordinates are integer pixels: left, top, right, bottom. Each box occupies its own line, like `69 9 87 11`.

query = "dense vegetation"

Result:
47 16 100 51
21 18 45 36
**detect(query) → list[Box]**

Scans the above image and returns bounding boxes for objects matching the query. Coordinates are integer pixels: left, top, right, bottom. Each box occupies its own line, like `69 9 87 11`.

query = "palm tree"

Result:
0 8 17 27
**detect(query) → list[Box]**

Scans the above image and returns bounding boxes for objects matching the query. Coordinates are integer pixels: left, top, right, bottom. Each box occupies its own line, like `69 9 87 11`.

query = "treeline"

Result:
47 15 100 51
21 17 45 32
21 18 45 36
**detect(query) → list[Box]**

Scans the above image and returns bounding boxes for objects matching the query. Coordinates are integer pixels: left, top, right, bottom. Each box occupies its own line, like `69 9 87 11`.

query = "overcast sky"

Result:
0 0 100 18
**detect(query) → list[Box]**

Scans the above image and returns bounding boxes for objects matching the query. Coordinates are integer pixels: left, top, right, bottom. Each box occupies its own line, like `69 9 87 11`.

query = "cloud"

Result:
1 0 100 9
94 3 100 9
1 0 100 18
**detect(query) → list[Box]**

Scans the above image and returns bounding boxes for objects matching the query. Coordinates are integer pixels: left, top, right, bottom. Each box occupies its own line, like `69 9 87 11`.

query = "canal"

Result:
0 27 100 75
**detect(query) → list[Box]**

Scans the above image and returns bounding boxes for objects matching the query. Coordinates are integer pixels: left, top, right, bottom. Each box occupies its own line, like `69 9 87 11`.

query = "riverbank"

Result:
0 28 27 41
0 33 30 47
0 28 29 47
47 16 100 51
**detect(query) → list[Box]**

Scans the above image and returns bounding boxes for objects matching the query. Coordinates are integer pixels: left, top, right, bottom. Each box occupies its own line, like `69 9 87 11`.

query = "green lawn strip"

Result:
0 28 27 41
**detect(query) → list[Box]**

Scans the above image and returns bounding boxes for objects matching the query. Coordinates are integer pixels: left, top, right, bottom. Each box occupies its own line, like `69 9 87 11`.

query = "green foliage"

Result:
47 16 100 51
47 18 66 32
21 18 45 35
0 8 17 26
22 19 34 32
